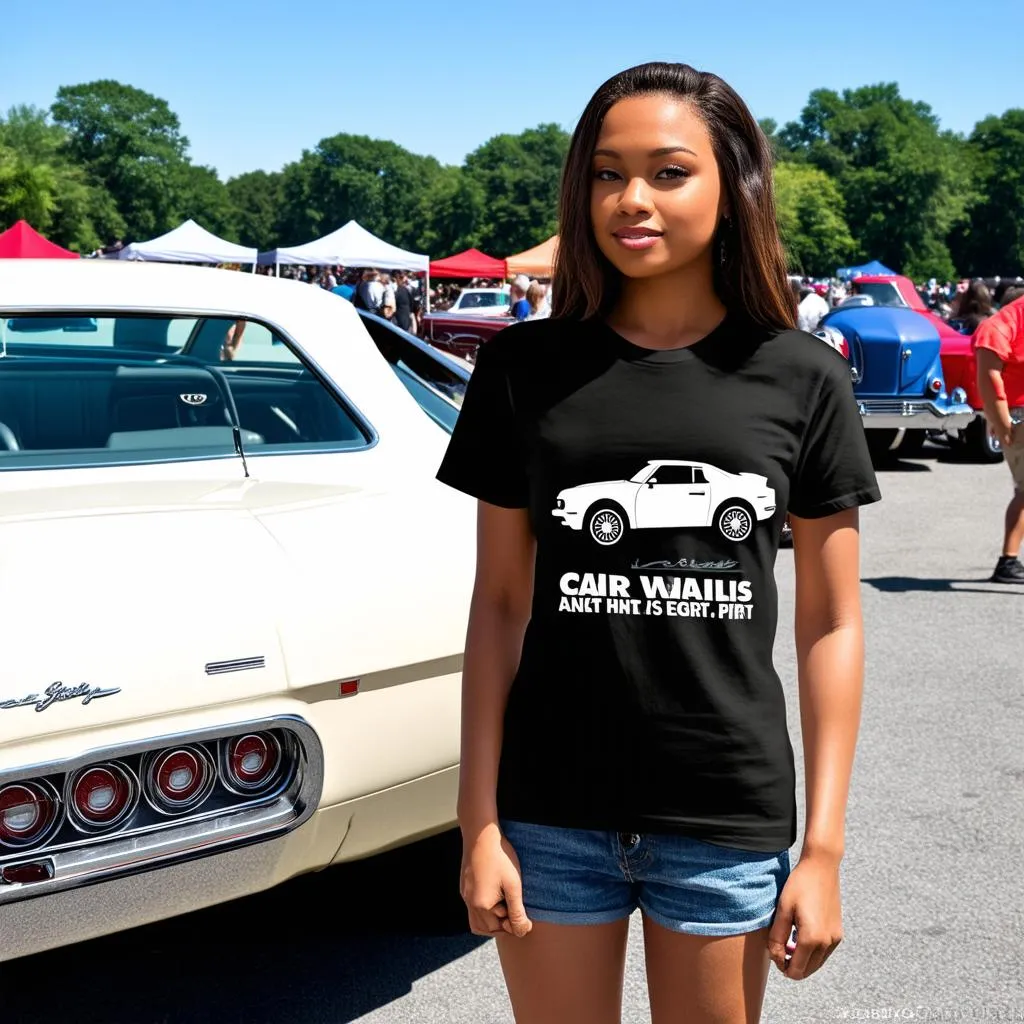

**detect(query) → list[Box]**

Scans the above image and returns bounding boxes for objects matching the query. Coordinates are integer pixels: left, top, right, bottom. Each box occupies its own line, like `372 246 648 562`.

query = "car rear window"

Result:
0 314 371 470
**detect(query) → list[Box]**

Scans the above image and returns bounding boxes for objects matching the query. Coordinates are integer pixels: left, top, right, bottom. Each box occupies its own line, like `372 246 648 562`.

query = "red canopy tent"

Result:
0 220 79 259
429 247 506 279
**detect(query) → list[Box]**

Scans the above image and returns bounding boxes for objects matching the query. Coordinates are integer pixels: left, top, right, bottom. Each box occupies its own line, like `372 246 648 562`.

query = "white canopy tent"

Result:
118 219 257 264
257 220 429 272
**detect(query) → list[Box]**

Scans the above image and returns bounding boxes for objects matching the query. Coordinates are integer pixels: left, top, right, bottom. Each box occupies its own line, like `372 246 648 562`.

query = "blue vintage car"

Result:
820 305 974 458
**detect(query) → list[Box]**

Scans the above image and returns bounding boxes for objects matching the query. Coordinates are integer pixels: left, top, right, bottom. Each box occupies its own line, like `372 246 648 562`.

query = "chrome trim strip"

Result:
205 656 266 676
0 715 323 906
859 399 975 436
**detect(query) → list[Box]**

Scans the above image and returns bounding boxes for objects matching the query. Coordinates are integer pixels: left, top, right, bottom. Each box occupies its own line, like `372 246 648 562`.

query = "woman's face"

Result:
590 93 725 281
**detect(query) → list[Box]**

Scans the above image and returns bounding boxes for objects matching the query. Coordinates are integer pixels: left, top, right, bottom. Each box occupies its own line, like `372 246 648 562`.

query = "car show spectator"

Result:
524 281 549 320
796 281 829 332
355 268 385 314
973 295 1024 583
393 270 415 331
380 273 397 320
951 280 994 335
332 270 359 302
509 274 531 320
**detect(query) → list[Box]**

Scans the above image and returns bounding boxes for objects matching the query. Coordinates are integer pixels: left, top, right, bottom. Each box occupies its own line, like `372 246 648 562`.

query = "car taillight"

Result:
68 763 137 831
222 733 282 794
0 781 60 848
146 746 215 814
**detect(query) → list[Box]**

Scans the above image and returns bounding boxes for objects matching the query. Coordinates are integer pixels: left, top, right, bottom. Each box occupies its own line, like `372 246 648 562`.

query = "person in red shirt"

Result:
973 296 1024 583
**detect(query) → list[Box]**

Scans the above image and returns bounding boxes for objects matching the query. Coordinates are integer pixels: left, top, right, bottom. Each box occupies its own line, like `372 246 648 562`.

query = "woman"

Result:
952 279 994 335
437 62 880 1024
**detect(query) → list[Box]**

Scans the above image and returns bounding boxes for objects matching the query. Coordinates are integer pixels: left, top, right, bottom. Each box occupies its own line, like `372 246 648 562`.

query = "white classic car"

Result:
552 460 777 546
0 260 475 962
448 287 512 316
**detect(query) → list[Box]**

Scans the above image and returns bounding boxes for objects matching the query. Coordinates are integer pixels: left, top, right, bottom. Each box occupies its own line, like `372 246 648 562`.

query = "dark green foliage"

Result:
0 78 1019 277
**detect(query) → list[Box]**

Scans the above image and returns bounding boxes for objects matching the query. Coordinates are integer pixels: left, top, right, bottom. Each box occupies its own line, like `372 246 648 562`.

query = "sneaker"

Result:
991 557 1024 584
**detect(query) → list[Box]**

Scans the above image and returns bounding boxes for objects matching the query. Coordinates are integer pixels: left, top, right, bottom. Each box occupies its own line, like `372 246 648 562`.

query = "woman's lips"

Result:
613 229 662 251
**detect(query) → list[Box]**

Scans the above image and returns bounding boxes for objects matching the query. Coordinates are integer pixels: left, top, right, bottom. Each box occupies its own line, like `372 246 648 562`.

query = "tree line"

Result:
1 79 1021 280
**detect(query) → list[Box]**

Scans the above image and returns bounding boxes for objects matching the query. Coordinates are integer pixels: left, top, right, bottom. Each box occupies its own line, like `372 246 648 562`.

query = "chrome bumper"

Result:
858 397 975 436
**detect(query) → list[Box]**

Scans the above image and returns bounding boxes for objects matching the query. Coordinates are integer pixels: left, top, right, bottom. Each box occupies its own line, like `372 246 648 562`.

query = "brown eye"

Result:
594 168 620 182
656 166 690 180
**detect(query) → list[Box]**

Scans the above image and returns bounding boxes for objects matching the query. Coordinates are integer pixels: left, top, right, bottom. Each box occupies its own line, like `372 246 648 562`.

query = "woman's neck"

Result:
607 261 726 350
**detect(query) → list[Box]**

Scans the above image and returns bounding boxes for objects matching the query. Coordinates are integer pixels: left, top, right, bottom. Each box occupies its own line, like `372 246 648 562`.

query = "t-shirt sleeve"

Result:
436 340 530 508
972 302 1021 362
789 357 882 519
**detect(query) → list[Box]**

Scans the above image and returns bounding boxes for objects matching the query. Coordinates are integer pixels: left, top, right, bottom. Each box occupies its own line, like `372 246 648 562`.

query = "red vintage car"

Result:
418 310 514 362
850 275 999 461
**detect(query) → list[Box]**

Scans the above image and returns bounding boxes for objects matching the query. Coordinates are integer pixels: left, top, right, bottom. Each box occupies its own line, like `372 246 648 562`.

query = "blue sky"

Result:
4 0 1020 181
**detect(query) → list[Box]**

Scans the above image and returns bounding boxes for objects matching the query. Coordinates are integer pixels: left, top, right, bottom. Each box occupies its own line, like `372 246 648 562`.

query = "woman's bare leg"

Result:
643 916 773 1024
496 918 630 1024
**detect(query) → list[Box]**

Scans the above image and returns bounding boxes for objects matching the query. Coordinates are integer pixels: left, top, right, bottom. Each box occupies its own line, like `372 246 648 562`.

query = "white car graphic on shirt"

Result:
552 460 777 546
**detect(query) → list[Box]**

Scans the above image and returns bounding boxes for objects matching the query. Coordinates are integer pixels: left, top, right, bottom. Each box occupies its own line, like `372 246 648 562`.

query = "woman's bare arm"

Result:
457 501 536 832
792 506 864 864
769 506 864 980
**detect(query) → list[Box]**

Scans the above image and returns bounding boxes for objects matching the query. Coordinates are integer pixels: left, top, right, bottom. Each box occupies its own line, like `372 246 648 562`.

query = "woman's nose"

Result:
617 177 653 216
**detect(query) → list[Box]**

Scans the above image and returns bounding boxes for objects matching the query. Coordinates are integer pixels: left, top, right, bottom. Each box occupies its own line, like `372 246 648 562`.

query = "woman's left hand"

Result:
766 853 844 980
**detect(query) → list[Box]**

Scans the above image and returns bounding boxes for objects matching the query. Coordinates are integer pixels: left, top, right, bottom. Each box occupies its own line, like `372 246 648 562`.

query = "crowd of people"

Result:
254 265 553 327
789 273 1024 334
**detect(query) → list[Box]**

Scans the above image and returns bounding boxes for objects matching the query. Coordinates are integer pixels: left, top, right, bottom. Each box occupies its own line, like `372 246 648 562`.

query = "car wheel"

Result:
716 501 754 543
586 503 628 546
962 417 1004 463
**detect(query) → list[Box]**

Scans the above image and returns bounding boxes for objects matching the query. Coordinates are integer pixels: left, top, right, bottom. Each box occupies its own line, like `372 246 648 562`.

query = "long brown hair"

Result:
552 62 795 332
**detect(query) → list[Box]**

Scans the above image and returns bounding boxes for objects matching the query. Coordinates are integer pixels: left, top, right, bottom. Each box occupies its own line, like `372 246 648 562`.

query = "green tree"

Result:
172 163 236 240
779 84 972 280
275 134 445 253
227 170 284 251
773 162 858 275
464 124 569 254
51 80 190 241
949 109 1024 276
415 167 485 256
0 104 121 251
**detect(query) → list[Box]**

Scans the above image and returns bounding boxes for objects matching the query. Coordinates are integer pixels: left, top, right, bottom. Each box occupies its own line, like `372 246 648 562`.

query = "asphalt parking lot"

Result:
5 442 1024 1024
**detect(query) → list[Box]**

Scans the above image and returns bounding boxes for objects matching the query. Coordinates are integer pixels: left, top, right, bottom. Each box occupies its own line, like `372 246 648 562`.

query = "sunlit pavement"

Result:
5 443 1024 1024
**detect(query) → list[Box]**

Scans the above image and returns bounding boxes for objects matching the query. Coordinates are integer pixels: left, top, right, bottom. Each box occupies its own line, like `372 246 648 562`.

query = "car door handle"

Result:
688 490 707 494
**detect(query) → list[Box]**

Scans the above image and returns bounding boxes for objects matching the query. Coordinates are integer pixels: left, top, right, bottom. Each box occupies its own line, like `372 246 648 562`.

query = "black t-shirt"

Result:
436 313 881 852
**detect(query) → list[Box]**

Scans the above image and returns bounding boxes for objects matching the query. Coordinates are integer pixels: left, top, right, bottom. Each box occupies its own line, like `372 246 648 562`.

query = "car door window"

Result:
653 466 693 485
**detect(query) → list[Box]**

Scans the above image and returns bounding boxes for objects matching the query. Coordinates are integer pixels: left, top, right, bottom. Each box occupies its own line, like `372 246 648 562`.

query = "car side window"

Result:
693 468 708 484
358 314 467 434
654 466 693 485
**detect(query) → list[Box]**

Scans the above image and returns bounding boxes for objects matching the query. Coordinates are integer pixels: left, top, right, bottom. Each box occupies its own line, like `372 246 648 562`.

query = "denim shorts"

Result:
500 818 791 936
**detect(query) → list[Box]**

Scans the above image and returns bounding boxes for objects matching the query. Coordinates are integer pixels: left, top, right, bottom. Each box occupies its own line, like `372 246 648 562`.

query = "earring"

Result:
719 220 729 266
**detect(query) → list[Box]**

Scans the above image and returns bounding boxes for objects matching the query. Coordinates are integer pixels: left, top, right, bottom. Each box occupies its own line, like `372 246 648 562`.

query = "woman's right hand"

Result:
460 821 533 938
